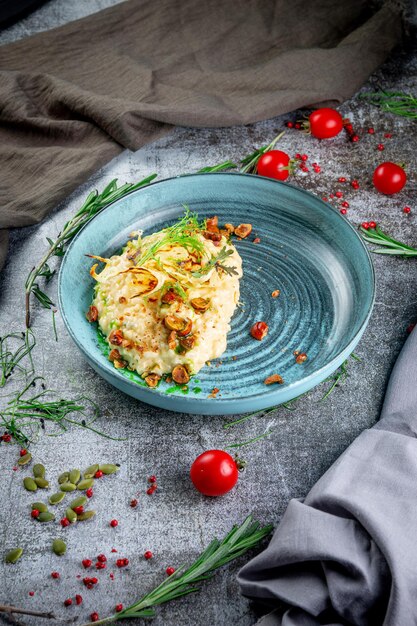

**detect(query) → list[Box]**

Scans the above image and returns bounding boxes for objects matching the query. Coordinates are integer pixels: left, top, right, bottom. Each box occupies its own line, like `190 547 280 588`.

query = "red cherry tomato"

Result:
309 108 343 139
373 162 406 195
190 450 238 496
257 150 291 181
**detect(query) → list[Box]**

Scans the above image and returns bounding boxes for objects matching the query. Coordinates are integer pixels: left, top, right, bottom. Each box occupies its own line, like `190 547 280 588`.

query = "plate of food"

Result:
58 173 375 415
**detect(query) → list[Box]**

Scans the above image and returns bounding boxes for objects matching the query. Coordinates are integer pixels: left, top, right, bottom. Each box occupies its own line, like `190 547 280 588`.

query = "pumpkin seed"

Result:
83 464 99 479
52 539 66 556
17 453 32 466
77 510 96 521
23 477 37 492
77 478 94 491
33 463 45 478
65 508 77 524
60 482 76 492
37 511 55 523
5 548 23 564
69 496 87 510
31 502 48 513
49 492 66 505
34 477 49 489
58 471 69 484
69 469 81 485
99 464 119 475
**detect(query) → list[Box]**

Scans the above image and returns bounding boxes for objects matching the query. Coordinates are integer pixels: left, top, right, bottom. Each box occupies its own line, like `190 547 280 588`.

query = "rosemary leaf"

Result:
197 160 237 173
240 131 285 174
360 225 417 256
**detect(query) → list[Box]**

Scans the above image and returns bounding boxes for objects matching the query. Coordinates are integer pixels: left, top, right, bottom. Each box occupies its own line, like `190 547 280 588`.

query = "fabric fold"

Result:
0 0 402 270
238 328 417 625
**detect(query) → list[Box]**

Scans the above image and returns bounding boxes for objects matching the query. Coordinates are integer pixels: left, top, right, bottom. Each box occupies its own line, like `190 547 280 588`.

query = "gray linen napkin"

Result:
238 328 417 625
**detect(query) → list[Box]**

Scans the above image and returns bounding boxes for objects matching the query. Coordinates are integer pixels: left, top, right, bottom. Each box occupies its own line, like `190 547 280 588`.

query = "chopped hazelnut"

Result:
172 365 190 384
264 374 284 385
234 224 252 239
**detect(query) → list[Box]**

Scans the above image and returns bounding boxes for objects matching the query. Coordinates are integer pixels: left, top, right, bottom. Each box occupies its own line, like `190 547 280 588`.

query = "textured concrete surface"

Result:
1 2 417 626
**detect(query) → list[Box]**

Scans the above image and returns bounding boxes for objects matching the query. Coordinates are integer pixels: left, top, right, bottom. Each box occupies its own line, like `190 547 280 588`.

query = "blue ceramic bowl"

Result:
58 173 375 415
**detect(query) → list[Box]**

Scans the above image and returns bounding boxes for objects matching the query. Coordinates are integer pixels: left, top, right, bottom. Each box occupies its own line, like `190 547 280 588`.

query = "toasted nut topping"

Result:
164 315 191 335
109 329 124 346
108 349 120 362
224 223 235 234
264 374 284 385
177 318 192 337
206 216 219 232
144 373 161 388
121 339 133 349
161 289 182 304
250 321 269 340
177 258 193 271
179 335 196 351
271 290 280 298
295 353 308 364
190 297 211 312
172 365 190 384
168 331 177 350
119 296 127 304
203 231 222 242
114 359 127 369
86 306 98 322
234 223 252 238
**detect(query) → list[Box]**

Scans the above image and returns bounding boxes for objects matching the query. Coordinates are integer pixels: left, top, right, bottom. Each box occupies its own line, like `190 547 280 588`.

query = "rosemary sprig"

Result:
240 131 285 174
81 515 272 626
192 246 237 278
0 376 124 446
25 174 157 327
320 353 361 401
360 91 417 119
197 160 237 173
360 225 417 256
0 331 35 387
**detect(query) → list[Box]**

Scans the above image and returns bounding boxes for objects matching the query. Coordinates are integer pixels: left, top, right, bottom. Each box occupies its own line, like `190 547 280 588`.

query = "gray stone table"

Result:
1 3 416 625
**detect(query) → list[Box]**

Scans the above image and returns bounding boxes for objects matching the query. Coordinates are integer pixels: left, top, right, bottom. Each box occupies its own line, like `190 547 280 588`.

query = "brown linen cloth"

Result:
0 0 402 270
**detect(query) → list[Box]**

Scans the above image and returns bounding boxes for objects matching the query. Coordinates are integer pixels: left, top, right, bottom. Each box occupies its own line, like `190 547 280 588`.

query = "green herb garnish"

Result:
192 246 237 278
137 207 206 267
360 225 417 256
360 91 417 119
320 353 361 401
197 160 237 173
80 515 272 625
0 331 35 387
0 376 124 446
25 174 157 327
227 430 274 449
240 131 285 174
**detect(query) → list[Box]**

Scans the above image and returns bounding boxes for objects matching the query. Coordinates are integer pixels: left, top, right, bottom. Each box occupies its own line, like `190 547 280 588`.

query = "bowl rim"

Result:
58 172 376 408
